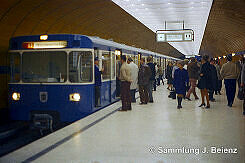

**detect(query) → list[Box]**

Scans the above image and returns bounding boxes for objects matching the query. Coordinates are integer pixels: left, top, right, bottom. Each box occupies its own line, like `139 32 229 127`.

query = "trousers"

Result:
224 79 237 105
121 81 132 110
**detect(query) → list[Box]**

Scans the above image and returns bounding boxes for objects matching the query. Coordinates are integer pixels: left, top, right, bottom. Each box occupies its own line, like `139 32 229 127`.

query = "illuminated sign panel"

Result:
156 29 194 42
22 41 67 49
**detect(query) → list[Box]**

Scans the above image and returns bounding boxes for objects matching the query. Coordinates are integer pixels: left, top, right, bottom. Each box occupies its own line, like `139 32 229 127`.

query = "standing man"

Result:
138 58 152 104
215 61 222 95
127 57 138 103
186 58 199 101
120 55 132 111
147 56 156 103
94 57 103 107
220 54 240 107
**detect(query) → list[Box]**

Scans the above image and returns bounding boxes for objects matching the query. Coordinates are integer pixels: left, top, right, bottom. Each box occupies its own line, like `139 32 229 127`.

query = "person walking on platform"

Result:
119 55 132 111
94 57 103 107
173 61 189 109
166 62 173 90
157 64 164 85
208 58 218 102
186 58 200 101
147 56 156 103
220 54 240 107
240 61 245 115
138 58 152 104
215 61 222 95
127 57 138 103
197 55 212 109
153 62 157 91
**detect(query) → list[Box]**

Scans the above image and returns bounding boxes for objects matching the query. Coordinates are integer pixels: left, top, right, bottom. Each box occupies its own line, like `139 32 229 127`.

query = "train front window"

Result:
69 51 93 83
22 51 67 83
10 53 20 82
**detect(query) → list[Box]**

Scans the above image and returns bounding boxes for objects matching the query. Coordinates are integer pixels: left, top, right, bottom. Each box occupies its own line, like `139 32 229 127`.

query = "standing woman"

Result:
166 62 173 90
173 61 189 109
197 55 212 108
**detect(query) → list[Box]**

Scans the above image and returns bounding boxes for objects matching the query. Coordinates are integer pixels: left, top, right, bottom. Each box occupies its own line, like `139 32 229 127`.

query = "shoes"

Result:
195 97 199 100
139 102 146 105
149 100 154 103
205 105 210 109
177 105 182 109
198 103 206 107
227 104 232 107
119 109 127 112
185 97 191 101
210 98 216 102
218 92 222 95
167 88 170 90
215 92 218 95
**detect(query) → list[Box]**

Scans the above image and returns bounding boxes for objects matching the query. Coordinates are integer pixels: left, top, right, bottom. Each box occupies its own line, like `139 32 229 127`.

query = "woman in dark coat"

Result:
173 61 189 109
197 55 212 108
166 62 173 90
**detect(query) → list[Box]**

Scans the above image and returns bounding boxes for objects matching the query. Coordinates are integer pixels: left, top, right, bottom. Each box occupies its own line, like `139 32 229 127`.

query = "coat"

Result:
147 62 156 81
138 63 152 86
95 65 102 86
210 64 218 91
197 62 213 90
128 62 138 90
187 62 200 80
241 64 245 85
173 68 189 95
119 62 131 82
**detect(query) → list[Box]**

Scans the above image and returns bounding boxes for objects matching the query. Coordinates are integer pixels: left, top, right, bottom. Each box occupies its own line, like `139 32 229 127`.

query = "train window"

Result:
22 51 67 83
10 53 20 82
111 52 116 80
69 51 93 83
102 51 111 80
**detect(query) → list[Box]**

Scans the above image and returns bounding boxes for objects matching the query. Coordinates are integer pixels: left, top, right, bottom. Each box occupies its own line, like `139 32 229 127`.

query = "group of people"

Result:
166 54 243 114
95 54 245 115
119 56 160 111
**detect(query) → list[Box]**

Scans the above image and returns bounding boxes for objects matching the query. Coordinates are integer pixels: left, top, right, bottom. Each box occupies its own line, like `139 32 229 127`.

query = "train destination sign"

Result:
156 29 194 42
22 41 67 49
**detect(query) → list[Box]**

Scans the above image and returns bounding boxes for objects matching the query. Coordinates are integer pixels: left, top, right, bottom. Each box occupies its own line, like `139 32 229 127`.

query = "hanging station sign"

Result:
156 29 194 42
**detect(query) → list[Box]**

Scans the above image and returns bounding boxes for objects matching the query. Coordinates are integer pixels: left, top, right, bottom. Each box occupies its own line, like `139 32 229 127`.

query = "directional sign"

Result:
156 29 194 42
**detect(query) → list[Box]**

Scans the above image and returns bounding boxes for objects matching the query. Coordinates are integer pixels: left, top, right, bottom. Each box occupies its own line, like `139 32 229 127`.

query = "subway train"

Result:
8 34 179 124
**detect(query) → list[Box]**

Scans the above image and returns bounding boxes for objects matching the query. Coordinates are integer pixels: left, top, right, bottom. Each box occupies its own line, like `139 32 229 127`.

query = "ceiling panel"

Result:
112 0 213 56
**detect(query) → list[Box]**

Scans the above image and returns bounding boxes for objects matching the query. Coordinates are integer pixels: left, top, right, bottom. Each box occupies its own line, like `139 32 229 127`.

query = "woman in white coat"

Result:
127 57 139 103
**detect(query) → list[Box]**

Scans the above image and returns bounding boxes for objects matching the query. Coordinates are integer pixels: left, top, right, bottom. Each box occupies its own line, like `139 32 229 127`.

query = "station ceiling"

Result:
199 0 245 57
0 0 184 60
0 0 244 60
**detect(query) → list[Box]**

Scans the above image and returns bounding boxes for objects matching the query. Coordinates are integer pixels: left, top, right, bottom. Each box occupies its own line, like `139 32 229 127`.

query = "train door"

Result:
115 50 121 97
110 51 116 102
101 50 111 105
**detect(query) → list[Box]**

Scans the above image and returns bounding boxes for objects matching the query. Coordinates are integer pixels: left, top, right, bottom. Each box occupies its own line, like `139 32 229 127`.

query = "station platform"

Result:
1 84 245 163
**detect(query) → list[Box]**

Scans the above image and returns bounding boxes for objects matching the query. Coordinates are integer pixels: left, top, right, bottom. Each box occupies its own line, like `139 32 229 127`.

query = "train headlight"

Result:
69 93 81 102
12 92 20 101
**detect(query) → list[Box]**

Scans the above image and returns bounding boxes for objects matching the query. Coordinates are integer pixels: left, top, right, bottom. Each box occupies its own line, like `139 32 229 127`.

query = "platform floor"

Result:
1 84 245 163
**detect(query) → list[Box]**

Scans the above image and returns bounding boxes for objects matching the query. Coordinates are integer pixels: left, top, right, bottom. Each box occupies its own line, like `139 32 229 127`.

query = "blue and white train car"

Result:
8 34 179 123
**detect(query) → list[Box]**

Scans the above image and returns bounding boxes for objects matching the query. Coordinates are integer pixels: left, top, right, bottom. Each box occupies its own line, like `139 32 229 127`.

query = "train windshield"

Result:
22 51 67 83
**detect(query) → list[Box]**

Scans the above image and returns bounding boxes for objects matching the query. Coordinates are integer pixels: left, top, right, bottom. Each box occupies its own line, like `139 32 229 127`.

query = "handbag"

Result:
237 87 245 100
